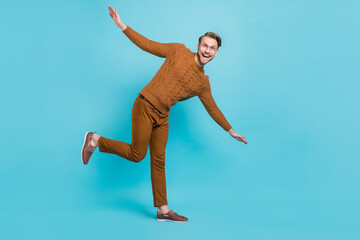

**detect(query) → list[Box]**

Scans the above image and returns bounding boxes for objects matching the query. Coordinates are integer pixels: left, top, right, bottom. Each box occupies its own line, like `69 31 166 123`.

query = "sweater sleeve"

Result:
198 80 232 132
122 26 178 58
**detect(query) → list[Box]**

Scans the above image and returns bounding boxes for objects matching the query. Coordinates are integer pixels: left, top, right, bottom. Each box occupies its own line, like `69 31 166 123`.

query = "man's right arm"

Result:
122 25 178 58
108 6 177 58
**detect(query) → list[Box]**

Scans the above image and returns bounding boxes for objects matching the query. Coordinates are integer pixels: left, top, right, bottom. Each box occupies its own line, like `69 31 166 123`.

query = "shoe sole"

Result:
81 132 90 164
157 219 188 223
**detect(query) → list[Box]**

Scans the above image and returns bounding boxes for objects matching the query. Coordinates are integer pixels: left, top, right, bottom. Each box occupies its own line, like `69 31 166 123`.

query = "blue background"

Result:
1 0 359 239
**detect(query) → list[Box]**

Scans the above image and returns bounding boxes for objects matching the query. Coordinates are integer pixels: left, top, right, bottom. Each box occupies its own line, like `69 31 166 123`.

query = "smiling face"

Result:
196 36 219 66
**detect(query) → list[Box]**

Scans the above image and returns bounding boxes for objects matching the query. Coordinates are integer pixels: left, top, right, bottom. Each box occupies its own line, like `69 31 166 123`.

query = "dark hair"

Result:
198 32 222 49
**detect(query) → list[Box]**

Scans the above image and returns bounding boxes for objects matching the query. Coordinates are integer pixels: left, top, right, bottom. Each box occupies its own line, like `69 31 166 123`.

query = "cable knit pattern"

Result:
122 26 232 131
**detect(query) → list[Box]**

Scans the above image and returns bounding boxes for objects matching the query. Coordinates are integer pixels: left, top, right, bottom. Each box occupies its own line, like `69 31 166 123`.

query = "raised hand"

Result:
108 6 123 29
228 129 247 144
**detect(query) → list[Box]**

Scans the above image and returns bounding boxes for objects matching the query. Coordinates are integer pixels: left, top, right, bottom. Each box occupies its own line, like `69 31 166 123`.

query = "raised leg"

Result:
98 97 154 162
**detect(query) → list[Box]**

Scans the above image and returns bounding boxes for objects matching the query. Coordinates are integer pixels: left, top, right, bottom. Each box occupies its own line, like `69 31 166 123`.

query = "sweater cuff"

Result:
122 25 130 33
225 125 232 132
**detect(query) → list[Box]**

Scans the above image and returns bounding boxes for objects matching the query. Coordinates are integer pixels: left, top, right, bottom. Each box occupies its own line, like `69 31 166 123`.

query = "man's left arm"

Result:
198 83 247 144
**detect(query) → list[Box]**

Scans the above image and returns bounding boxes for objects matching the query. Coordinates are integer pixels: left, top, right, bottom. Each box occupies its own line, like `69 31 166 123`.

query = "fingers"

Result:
108 7 117 21
108 6 115 13
108 6 117 16
238 137 247 144
108 6 114 17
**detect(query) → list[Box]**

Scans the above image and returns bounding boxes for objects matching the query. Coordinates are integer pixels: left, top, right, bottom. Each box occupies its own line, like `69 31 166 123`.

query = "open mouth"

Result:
201 53 210 59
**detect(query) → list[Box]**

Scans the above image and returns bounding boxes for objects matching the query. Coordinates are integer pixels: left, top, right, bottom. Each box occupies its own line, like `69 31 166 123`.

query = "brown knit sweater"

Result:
122 26 232 131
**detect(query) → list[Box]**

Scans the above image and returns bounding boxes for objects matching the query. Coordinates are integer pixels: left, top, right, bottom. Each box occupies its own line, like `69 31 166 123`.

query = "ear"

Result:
214 49 218 57
197 43 199 51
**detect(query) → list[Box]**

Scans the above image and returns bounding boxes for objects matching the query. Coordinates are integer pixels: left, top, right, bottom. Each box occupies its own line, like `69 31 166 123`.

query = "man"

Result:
81 6 247 223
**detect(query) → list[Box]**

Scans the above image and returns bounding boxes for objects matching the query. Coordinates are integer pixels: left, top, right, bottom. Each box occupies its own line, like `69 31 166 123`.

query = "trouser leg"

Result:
149 116 169 207
97 94 170 206
98 96 153 162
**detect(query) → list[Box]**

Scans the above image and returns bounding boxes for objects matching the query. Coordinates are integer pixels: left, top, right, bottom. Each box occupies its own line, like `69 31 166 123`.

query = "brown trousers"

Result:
98 94 169 207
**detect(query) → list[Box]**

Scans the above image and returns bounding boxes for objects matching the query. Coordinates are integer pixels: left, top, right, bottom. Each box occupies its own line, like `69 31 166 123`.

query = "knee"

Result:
132 152 147 163
151 154 166 168
152 151 165 161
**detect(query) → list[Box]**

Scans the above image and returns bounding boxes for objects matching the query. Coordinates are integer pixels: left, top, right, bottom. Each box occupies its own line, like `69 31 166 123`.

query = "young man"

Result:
81 6 247 223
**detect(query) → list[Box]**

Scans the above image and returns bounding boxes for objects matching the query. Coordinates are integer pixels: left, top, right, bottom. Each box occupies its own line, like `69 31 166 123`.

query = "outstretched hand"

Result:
108 6 122 28
228 129 247 144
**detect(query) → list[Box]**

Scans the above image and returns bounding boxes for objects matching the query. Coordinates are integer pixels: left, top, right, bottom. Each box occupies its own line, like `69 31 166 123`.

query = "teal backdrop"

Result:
1 0 359 239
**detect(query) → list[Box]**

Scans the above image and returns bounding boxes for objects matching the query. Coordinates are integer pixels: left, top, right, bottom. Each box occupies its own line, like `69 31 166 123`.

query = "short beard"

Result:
197 52 211 65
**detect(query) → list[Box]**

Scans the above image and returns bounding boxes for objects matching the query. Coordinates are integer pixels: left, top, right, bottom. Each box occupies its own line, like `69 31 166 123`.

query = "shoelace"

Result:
162 210 176 216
